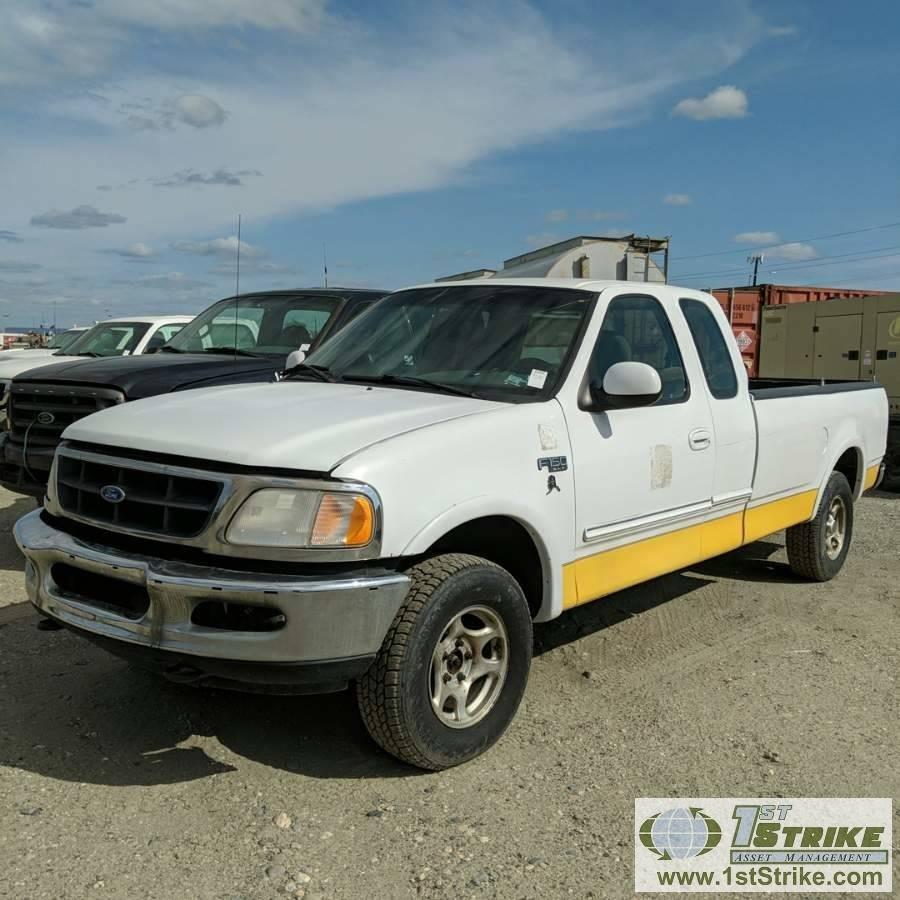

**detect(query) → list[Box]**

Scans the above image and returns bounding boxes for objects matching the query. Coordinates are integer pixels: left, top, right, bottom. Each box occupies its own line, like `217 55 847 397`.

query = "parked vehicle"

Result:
15 279 887 769
0 289 385 496
0 318 188 420
758 292 900 490
0 327 87 357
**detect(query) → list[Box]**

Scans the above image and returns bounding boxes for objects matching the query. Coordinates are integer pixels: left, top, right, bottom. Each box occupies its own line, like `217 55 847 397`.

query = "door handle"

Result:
689 428 712 451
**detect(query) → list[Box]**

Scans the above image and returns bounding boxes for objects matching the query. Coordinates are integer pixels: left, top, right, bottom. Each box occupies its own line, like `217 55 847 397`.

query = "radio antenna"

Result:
234 214 242 359
323 243 328 288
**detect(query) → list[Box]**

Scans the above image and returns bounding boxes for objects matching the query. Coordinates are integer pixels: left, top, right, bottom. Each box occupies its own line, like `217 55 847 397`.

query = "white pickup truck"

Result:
15 279 888 770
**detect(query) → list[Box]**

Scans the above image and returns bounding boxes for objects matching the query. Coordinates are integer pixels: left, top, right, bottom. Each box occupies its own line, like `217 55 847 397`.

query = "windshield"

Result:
64 322 151 357
164 293 342 358
302 284 593 401
47 329 83 351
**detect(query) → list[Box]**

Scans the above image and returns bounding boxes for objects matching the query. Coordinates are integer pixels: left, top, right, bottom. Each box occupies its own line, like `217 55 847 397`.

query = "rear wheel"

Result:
356 553 532 770
786 471 853 581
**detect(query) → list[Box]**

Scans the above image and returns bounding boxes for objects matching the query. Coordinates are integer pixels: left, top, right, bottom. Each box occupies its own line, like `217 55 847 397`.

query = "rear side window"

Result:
679 298 738 399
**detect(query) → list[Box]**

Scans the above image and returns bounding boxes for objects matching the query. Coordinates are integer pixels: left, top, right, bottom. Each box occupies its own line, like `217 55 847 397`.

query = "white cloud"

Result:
546 209 569 223
170 95 228 129
30 205 127 229
0 230 23 243
735 231 781 244
767 25 798 37
1 1 324 86
769 242 817 261
172 236 266 259
103 242 156 259
673 85 748 120
664 193 692 206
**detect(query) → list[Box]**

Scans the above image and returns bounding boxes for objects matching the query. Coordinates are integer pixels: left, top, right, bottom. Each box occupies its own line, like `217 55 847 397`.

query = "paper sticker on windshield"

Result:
527 369 548 389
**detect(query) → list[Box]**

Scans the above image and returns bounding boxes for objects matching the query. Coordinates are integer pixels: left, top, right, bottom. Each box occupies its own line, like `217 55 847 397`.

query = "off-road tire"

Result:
356 553 532 770
786 471 853 581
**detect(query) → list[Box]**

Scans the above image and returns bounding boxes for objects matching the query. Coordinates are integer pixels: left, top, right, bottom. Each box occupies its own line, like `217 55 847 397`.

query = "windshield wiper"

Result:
282 362 340 382
344 373 481 399
72 351 102 358
158 346 184 353
199 346 264 358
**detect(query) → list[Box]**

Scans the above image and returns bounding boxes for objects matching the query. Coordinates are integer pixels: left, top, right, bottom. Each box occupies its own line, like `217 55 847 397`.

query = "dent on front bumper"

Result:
14 509 409 690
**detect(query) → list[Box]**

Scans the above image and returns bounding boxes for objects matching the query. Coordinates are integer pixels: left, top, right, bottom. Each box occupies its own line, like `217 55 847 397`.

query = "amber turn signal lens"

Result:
310 493 374 547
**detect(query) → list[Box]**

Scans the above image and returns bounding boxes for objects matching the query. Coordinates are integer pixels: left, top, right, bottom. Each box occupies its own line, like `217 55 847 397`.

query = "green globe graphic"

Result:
639 807 721 860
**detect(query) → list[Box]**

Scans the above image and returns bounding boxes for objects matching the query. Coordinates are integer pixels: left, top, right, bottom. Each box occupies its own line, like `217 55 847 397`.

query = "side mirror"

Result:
285 348 307 370
581 361 662 411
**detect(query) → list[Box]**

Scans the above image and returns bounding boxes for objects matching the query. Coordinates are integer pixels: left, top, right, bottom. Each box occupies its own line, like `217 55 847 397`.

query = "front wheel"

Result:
786 471 854 581
356 553 532 770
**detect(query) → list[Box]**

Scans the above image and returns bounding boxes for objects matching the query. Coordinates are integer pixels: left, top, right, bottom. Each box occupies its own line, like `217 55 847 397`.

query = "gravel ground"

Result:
0 487 897 899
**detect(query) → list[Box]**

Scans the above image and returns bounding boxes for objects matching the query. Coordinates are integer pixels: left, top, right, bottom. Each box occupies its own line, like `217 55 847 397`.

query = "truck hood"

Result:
0 350 69 378
14 352 277 399
64 380 499 472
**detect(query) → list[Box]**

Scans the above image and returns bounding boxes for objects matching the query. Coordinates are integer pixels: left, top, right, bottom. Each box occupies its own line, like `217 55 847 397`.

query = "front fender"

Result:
400 496 563 622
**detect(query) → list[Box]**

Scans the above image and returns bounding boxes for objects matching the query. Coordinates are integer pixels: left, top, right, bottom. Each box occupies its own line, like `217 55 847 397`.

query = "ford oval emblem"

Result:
100 485 126 504
36 411 55 425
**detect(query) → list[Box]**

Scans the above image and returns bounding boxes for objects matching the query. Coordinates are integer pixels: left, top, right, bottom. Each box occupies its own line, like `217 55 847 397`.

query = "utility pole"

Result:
747 253 764 286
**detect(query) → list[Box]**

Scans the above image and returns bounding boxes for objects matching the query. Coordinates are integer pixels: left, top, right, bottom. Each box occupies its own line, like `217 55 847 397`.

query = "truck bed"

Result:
749 377 882 400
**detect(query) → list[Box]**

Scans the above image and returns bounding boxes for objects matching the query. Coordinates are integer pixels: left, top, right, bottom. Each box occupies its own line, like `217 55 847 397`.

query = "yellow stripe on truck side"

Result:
863 464 880 491
742 490 817 545
563 510 744 610
563 490 819 610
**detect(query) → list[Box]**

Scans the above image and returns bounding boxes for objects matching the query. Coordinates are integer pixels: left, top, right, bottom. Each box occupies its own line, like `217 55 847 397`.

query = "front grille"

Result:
8 384 124 450
56 451 224 538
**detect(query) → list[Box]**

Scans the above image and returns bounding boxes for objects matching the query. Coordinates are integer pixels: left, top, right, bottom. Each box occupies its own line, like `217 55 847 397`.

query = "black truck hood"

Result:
14 353 279 400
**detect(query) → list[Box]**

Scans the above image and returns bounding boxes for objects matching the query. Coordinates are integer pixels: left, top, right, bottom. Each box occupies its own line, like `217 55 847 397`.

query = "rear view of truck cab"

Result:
15 280 888 770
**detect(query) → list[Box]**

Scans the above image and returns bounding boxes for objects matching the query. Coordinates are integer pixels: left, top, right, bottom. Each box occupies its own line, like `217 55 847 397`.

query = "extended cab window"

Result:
589 295 688 404
679 298 738 399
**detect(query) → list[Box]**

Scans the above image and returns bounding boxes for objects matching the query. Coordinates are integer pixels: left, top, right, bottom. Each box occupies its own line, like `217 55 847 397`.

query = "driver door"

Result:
565 293 716 602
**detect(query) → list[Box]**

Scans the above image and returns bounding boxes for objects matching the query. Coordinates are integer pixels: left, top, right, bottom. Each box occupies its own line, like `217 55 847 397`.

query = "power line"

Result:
674 245 900 281
671 221 900 262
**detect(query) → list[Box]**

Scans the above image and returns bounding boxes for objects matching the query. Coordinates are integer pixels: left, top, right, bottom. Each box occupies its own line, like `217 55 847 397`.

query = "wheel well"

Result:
425 516 545 618
833 447 862 494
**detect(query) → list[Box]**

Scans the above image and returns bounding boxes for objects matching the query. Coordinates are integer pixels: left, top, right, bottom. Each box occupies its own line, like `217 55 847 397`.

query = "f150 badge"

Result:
537 456 568 473
538 456 567 494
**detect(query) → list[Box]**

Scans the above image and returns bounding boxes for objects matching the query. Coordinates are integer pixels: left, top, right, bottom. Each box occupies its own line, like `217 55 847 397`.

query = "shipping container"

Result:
709 284 892 376
757 293 900 490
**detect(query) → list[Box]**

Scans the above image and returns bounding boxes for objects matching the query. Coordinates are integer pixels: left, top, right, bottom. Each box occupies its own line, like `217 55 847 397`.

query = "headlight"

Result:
226 488 376 549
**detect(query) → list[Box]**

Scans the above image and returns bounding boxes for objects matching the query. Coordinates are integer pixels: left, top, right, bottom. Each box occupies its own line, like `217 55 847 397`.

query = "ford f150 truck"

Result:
1 288 385 496
15 279 888 770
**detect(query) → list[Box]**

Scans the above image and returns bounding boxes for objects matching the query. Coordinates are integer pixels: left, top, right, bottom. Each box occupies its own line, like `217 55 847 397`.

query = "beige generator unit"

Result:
759 293 900 489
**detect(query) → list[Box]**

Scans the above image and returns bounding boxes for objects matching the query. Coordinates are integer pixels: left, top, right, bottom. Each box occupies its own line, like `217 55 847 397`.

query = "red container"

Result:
709 284 892 376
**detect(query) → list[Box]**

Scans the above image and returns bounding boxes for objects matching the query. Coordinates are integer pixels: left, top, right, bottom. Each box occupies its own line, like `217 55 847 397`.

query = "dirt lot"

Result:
0 486 897 899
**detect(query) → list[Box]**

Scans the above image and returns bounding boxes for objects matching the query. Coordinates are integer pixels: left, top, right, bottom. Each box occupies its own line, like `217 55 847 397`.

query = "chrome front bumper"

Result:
14 509 408 670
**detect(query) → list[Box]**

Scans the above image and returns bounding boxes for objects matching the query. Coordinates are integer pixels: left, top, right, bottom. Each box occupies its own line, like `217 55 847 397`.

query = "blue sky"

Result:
1 0 898 328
